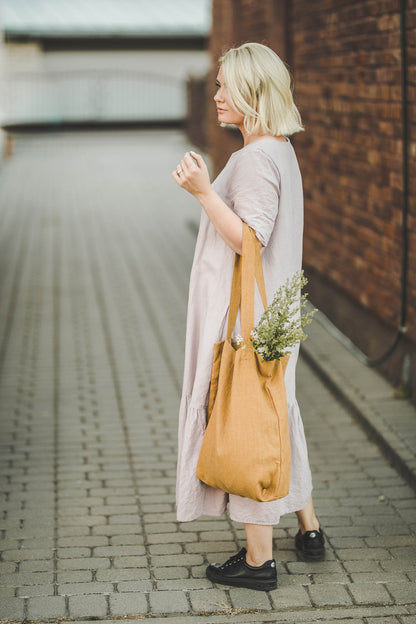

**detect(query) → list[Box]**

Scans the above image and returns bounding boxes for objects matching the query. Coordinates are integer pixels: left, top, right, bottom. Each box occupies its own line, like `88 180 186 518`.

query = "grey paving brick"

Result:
17 584 55 597
348 582 394 605
229 586 272 610
336 547 393 561
0 561 17 574
58 547 91 558
58 536 108 547
1 571 54 586
57 570 93 583
113 555 148 568
147 532 198 544
0 598 25 620
286 560 344 574
269 585 311 609
57 556 111 570
19 559 54 572
150 554 203 567
58 582 114 595
385 582 416 604
149 590 190 614
189 588 231 613
116 580 153 592
157 579 212 590
308 584 353 606
110 534 145 546
149 543 183 555
93 524 142 536
96 568 151 582
68 594 108 617
109 592 148 616
2 547 54 560
311 573 350 584
27 595 66 618
153 566 189 580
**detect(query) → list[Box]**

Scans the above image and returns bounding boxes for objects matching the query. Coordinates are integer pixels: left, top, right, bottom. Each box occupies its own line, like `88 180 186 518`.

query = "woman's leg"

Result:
295 494 320 533
244 523 273 566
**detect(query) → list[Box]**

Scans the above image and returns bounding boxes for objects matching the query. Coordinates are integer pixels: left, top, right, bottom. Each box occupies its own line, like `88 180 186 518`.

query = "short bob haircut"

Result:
219 42 303 137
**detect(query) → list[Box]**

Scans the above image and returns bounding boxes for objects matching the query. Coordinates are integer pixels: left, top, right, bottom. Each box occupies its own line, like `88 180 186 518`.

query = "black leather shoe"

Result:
295 528 325 561
206 547 277 591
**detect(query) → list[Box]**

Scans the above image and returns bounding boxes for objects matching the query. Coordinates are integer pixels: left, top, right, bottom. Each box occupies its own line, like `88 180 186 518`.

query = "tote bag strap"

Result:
226 223 268 341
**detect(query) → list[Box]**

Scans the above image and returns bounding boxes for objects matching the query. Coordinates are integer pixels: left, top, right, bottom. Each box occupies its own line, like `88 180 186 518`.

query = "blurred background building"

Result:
0 0 211 127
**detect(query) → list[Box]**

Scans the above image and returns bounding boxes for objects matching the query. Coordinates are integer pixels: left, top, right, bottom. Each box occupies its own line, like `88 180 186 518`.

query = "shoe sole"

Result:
296 548 325 562
206 568 277 592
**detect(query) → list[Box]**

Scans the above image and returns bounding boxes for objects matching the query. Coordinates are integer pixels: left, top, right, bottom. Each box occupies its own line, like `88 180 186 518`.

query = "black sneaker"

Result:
206 547 277 591
295 528 325 561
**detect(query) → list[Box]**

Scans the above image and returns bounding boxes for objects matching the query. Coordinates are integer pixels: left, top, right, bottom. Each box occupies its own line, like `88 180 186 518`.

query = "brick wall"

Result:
206 0 416 399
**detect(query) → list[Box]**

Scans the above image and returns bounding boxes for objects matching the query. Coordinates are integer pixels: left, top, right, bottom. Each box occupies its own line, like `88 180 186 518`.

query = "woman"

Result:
172 42 325 592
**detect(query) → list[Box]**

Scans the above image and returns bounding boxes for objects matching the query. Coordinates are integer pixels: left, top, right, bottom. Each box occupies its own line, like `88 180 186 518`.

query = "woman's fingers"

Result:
189 151 204 168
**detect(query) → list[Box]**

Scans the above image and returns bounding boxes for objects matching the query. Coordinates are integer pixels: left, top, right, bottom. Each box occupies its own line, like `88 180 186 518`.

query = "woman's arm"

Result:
195 187 243 254
173 151 262 255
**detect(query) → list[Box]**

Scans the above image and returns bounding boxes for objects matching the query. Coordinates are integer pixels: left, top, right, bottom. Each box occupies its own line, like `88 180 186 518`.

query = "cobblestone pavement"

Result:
0 129 415 623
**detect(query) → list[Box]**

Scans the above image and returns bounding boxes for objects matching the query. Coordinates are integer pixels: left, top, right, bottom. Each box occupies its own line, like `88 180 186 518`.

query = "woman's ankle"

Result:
297 517 320 534
245 549 272 567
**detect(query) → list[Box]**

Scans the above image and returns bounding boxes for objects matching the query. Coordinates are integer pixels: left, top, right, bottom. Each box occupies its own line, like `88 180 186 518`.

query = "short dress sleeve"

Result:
229 148 281 247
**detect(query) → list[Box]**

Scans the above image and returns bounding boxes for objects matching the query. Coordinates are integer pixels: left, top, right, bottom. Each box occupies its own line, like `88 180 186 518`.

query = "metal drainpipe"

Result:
312 0 409 369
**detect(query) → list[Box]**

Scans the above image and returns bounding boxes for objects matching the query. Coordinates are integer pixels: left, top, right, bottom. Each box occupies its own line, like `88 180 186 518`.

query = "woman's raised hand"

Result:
172 151 212 199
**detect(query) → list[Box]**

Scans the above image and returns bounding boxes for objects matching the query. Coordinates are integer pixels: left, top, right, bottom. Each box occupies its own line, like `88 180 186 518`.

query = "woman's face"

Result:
214 66 244 127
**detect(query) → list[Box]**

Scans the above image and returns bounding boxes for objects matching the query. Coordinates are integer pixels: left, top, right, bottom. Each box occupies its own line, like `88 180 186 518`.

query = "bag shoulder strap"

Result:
227 223 268 341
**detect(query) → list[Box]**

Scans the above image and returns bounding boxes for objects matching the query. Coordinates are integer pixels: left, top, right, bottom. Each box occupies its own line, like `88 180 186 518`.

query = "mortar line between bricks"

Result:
84 205 155 600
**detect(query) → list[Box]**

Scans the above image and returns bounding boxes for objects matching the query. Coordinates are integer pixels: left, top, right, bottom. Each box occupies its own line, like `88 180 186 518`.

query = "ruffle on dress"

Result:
176 392 313 525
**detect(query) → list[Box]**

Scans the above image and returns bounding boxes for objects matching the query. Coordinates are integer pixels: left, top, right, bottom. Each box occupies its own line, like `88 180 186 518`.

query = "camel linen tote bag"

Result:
196 223 291 502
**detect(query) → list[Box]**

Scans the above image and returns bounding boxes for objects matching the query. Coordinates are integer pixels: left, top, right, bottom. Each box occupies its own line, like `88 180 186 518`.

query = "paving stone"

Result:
0 597 25 620
149 590 190 614
97 568 150 582
269 585 311 609
157 579 212 590
57 556 111 570
385 582 416 604
1 571 54 586
58 582 114 595
17 584 55 597
109 592 148 616
116 580 153 592
348 582 394 605
153 566 189 579
308 584 353 606
189 588 231 613
228 587 272 610
27 595 66 618
68 594 108 617
19 559 54 572
113 555 148 568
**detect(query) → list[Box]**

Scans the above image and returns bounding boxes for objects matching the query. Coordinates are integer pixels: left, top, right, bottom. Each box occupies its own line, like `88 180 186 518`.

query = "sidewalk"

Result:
0 129 415 624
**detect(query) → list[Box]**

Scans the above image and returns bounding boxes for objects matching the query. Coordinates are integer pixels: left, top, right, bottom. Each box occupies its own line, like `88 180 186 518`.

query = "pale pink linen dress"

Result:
176 136 313 524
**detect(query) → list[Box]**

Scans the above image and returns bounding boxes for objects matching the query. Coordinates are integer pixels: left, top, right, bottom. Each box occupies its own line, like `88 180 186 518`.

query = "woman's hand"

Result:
172 151 212 199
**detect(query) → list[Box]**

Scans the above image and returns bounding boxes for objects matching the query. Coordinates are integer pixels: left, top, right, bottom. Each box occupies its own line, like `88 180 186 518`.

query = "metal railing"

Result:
1 69 187 125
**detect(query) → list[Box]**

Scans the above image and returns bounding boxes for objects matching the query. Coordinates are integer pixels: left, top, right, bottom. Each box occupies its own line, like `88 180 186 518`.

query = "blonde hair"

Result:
219 42 303 137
